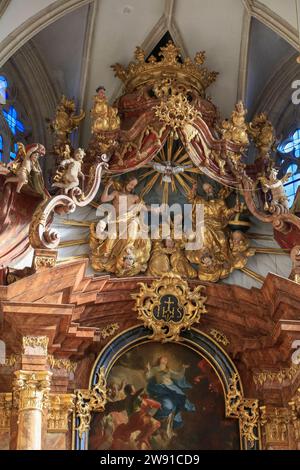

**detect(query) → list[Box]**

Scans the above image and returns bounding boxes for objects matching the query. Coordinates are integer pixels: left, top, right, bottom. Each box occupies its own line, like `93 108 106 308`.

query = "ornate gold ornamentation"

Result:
47 394 75 433
210 328 230 347
225 373 259 448
112 41 218 94
221 101 248 173
99 323 120 340
32 249 57 271
260 406 290 445
132 272 206 342
50 96 85 155
248 112 276 158
91 87 120 134
13 370 52 412
0 354 19 368
75 368 107 438
90 176 151 277
154 93 200 135
222 101 249 146
253 364 300 387
22 336 49 355
289 388 300 441
47 355 77 373
187 184 254 282
0 393 12 430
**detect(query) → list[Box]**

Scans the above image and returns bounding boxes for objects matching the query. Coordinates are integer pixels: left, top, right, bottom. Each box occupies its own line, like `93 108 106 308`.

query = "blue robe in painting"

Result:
146 369 195 429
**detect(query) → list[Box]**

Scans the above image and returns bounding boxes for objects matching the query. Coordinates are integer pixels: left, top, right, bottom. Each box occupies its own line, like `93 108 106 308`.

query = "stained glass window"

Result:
10 142 18 161
0 135 3 161
278 129 300 207
3 106 25 135
0 76 7 104
283 164 300 207
278 129 300 157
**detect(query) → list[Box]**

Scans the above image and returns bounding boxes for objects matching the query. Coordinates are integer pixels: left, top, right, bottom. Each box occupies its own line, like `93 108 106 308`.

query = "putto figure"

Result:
258 167 290 214
52 147 85 194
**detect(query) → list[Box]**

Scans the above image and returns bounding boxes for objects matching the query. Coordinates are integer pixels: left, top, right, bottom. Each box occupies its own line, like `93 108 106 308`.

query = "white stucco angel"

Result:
258 167 291 213
52 147 85 194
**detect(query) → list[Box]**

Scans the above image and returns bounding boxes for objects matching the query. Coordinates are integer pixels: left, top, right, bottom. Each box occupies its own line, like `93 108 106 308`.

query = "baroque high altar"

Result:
0 41 300 451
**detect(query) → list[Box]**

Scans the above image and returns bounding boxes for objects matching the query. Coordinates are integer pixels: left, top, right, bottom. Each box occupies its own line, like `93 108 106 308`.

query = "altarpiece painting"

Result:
88 342 240 450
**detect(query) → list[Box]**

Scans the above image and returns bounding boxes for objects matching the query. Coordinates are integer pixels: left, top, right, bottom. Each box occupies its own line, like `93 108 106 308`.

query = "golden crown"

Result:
111 41 218 94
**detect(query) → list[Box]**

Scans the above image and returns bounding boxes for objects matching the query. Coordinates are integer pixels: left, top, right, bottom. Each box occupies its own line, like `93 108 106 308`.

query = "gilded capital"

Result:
13 370 52 412
0 393 12 430
47 394 75 433
260 405 291 446
22 336 49 356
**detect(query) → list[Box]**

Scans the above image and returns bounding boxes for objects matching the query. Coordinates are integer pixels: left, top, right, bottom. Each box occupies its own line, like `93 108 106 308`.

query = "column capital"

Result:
22 336 49 356
47 394 75 433
13 370 52 412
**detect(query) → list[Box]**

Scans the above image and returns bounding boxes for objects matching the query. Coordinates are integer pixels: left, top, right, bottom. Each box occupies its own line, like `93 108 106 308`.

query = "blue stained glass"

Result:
0 76 7 103
0 135 3 161
10 143 18 160
2 106 25 135
284 163 300 207
279 129 300 156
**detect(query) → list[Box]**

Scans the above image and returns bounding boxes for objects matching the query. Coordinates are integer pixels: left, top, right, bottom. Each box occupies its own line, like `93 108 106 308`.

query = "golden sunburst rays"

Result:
139 135 201 203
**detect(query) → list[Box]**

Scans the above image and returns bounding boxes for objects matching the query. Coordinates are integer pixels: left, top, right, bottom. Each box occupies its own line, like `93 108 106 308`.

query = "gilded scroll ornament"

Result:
210 328 230 346
47 356 77 373
132 272 206 342
225 373 259 448
75 368 107 438
98 323 120 340
253 364 300 387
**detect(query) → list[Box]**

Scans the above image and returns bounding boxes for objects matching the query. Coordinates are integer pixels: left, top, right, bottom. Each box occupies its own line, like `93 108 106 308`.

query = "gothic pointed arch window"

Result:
278 129 300 207
0 74 26 162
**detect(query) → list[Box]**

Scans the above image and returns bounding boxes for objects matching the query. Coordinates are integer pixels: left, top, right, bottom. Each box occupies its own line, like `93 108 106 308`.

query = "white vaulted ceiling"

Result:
0 0 298 135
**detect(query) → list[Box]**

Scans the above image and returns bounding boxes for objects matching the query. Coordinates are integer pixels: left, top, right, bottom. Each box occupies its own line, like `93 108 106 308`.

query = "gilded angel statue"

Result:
50 96 85 154
52 148 85 194
258 167 291 214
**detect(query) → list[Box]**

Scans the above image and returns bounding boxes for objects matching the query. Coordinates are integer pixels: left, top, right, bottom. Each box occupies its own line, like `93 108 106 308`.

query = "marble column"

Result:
12 335 52 450
13 370 52 450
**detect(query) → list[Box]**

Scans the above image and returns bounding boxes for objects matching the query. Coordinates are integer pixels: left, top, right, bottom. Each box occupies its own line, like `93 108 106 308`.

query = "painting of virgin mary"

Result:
88 342 240 450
